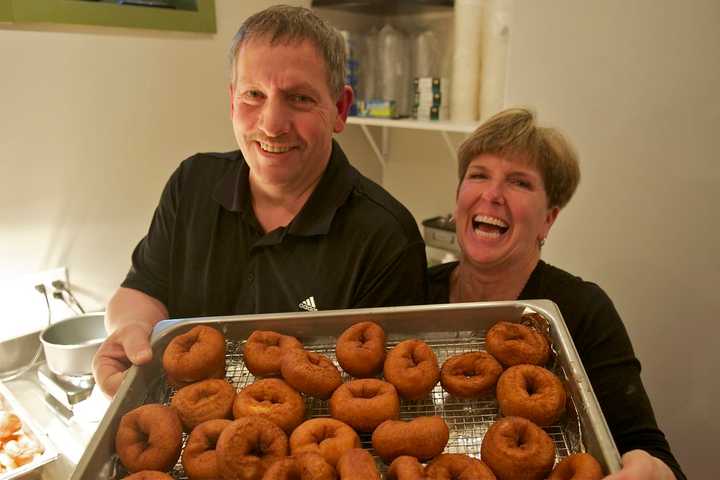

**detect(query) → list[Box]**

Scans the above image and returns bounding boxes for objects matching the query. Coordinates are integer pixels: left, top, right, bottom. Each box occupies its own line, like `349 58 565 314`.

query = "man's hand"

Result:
92 322 154 398
603 450 677 480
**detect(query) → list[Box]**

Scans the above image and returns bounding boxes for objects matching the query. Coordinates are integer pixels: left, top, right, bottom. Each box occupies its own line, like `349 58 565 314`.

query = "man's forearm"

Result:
105 287 169 334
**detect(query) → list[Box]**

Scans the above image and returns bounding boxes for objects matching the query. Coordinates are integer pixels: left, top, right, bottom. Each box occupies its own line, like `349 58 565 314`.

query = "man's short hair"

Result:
228 5 346 99
457 108 581 209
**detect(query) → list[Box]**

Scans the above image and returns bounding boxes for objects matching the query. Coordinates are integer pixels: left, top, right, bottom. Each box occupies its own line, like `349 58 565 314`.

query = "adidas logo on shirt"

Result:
298 296 317 312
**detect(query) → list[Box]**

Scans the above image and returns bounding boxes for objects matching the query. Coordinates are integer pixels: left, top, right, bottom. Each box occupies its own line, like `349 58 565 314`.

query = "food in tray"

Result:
121 471 173 479
328 379 400 432
170 378 235 431
263 451 335 479
336 448 381 480
233 378 305 434
162 325 226 387
440 351 503 398
181 419 231 480
216 416 288 479
289 418 360 468
335 320 386 378
110 319 603 479
0 407 44 474
485 321 551 367
371 416 449 463
280 349 342 400
115 403 183 473
388 453 496 480
496 364 567 426
481 416 556 480
548 452 603 480
243 330 302 377
383 339 440 400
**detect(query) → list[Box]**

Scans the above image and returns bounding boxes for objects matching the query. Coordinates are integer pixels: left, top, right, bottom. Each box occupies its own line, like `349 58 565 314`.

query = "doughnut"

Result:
170 378 235 431
383 339 440 400
480 416 555 480
181 418 231 480
216 416 288 480
371 416 449 463
485 321 550 367
243 330 303 377
548 453 603 480
337 448 381 480
335 321 386 377
329 379 400 432
233 378 305 434
496 364 566 426
115 404 183 473
289 418 360 468
122 472 174 480
387 454 496 480
280 349 342 400
386 456 426 480
162 325 226 387
440 351 503 398
263 451 336 480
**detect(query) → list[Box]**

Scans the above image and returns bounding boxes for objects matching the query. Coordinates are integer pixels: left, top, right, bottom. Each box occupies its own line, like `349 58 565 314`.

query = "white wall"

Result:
1 0 716 476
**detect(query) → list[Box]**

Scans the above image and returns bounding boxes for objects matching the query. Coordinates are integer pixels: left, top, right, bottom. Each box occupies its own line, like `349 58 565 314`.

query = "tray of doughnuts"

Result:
0 381 58 479
72 300 621 479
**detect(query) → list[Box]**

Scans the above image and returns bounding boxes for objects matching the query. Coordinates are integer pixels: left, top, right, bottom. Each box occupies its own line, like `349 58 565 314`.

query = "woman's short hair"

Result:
457 108 580 209
228 5 346 99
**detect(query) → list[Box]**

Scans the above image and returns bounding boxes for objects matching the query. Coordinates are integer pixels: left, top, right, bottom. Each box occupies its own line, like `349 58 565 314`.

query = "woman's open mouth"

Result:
472 215 509 238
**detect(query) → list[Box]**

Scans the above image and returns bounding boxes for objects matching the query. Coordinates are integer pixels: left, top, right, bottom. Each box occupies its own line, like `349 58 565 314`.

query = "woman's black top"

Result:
428 260 685 480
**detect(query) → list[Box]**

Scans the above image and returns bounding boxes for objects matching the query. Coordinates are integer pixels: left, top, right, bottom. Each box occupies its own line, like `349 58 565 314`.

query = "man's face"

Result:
230 38 352 192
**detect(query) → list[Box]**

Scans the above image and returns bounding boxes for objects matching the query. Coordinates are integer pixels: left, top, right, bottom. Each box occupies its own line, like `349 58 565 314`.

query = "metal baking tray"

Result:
72 300 621 479
0 381 58 480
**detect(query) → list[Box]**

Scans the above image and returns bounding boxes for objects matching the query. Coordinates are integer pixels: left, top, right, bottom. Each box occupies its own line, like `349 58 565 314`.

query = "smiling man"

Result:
93 6 427 397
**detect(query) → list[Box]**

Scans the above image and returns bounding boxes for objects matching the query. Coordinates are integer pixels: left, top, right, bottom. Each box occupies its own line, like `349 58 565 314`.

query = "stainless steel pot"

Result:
39 313 107 377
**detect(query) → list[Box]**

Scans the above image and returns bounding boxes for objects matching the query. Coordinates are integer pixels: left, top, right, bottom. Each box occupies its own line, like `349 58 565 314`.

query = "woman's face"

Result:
455 153 559 270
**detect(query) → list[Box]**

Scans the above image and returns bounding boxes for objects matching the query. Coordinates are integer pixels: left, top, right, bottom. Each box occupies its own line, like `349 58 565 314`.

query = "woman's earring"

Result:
538 238 545 248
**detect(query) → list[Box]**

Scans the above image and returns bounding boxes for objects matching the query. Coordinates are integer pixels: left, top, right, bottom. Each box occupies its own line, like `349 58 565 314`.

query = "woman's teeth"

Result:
472 215 509 237
259 142 291 153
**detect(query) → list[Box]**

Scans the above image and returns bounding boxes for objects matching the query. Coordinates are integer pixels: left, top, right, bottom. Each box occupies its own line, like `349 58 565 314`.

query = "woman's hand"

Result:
603 450 676 480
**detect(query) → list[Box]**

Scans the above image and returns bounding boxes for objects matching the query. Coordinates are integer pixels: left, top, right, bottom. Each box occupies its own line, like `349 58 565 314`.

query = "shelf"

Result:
0 0 216 33
346 116 477 169
311 0 453 15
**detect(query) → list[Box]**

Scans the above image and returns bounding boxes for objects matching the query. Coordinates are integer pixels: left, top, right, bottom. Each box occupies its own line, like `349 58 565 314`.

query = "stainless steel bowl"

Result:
39 313 107 377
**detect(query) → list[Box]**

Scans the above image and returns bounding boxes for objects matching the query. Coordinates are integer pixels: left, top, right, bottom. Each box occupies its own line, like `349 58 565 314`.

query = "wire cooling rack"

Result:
114 334 575 479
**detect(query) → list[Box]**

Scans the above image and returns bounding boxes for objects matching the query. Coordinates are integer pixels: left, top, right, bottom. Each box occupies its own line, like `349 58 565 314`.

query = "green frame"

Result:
0 0 215 32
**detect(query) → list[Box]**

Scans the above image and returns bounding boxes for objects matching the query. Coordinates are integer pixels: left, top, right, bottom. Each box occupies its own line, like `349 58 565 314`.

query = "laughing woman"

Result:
428 108 685 480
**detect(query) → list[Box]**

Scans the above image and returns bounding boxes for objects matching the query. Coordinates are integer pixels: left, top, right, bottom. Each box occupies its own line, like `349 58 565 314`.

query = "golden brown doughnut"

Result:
289 418 361 468
387 454 496 480
337 448 380 480
383 339 440 400
371 416 449 463
243 330 303 377
162 325 226 387
548 453 603 480
328 379 400 432
262 451 336 480
485 321 550 367
233 378 305 434
280 349 342 400
335 321 386 378
440 351 503 398
496 364 566 426
170 378 235 431
386 456 426 480
181 418 231 480
115 404 183 473
122 472 174 480
216 416 288 480
480 416 555 480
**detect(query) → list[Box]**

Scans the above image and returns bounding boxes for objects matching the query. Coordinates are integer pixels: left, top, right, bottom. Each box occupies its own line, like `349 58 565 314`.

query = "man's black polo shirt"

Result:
122 140 427 318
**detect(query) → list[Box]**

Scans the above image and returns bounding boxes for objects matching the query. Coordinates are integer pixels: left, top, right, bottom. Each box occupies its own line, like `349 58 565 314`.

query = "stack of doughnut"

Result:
113 317 604 479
